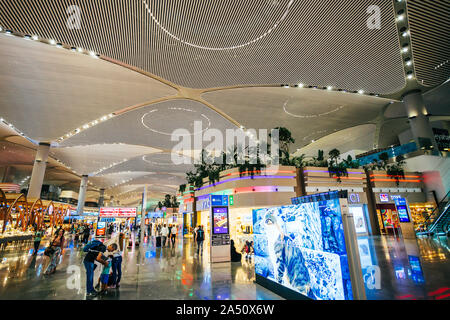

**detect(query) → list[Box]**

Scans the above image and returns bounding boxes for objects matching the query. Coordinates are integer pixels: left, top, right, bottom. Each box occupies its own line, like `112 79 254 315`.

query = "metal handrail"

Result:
424 191 450 231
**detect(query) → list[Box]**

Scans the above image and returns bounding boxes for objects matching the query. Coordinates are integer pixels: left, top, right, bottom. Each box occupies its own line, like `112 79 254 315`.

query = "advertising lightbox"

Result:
253 194 354 300
349 206 367 234
212 207 229 235
99 207 137 217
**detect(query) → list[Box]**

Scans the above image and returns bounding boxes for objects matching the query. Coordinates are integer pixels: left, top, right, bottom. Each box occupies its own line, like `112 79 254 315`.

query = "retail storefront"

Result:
194 166 298 249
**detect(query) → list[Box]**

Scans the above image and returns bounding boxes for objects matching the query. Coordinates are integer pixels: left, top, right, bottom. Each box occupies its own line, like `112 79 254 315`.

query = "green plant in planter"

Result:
327 149 348 182
179 184 186 193
328 161 348 182
386 155 406 186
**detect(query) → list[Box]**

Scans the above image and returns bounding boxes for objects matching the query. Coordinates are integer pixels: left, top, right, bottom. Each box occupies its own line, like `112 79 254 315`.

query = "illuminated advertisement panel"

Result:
394 198 410 223
212 207 229 234
99 207 137 217
253 196 353 300
96 221 106 236
349 206 367 234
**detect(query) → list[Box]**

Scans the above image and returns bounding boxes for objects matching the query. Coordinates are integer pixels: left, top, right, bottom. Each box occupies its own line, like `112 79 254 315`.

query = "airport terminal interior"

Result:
0 0 449 301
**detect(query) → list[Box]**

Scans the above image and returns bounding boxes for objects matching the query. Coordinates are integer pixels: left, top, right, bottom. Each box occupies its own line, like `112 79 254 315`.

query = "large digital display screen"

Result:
212 207 229 234
253 197 353 300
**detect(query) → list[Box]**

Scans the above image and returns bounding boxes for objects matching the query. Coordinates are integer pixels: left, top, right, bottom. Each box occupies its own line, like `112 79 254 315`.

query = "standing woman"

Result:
44 228 65 274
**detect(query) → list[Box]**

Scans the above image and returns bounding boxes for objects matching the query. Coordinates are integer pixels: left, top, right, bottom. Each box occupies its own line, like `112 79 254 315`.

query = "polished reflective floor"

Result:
0 234 448 300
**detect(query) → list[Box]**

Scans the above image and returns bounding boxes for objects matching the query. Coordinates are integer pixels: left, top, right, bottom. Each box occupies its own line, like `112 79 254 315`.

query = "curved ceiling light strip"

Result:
141 107 211 136
142 153 191 166
143 0 294 51
282 99 345 118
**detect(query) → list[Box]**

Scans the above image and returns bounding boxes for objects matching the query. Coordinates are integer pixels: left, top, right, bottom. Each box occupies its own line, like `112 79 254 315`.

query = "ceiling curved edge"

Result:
0 33 178 142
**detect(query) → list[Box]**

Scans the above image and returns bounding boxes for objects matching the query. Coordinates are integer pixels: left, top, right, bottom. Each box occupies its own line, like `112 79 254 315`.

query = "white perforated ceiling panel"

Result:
0 0 405 93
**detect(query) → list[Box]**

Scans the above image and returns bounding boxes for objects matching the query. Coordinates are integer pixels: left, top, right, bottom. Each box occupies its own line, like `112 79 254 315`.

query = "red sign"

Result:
145 218 149 225
99 207 137 217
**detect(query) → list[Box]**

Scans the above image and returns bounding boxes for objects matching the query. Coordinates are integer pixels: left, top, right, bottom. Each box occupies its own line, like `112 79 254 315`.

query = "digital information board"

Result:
210 195 231 262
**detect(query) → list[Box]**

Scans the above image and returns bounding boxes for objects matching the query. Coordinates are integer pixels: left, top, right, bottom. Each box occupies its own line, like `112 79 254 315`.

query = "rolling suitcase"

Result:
155 236 161 248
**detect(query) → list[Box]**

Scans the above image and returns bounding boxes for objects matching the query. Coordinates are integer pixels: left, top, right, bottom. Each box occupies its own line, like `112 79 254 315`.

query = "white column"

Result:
403 91 439 153
27 143 50 199
76 175 89 215
140 185 147 243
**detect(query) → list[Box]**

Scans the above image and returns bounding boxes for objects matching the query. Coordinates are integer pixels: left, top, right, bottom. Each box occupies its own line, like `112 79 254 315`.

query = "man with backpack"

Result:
83 239 115 297
196 225 205 256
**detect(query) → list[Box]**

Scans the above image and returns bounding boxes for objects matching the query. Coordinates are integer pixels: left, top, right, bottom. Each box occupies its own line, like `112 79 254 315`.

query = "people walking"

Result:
44 228 65 275
170 224 177 247
161 224 169 247
196 225 205 256
83 224 90 244
32 227 43 255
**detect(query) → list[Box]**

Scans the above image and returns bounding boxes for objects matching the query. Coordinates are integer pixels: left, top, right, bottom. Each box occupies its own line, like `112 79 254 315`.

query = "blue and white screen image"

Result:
253 198 353 300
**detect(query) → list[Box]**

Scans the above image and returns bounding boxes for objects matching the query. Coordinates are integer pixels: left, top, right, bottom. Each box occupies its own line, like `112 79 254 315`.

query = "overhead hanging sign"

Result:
99 207 137 217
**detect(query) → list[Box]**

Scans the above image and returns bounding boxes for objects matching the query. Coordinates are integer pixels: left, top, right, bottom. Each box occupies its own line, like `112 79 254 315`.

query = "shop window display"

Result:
253 196 353 300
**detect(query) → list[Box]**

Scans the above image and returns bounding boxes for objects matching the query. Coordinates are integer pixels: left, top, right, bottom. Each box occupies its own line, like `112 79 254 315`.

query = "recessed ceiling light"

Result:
49 39 56 45
56 43 63 48
24 35 31 40
358 90 364 94
406 61 412 66
407 74 414 79
402 47 409 53
31 35 39 41
327 86 333 90
298 83 304 88
397 15 404 21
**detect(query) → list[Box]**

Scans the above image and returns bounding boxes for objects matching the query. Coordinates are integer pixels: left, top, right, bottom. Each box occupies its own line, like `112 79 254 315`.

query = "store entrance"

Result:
376 204 401 236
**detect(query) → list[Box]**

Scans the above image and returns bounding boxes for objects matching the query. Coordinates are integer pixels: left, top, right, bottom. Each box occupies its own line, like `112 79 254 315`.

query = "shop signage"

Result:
348 193 361 204
200 198 211 210
229 195 234 206
211 195 228 206
432 128 450 151
390 195 401 200
379 194 389 202
99 207 137 217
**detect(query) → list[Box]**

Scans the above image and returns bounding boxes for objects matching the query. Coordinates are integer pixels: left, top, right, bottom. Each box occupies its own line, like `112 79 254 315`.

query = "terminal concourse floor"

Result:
0 234 448 300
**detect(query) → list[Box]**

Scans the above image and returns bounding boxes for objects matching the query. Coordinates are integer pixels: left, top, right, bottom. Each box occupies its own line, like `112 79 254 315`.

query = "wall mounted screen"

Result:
253 197 353 300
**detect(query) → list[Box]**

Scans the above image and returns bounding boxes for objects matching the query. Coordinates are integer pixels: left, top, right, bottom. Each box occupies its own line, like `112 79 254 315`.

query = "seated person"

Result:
230 240 242 262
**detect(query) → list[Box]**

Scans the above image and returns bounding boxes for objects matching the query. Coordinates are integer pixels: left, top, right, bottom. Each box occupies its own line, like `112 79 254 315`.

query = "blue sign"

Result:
394 198 410 222
211 195 228 206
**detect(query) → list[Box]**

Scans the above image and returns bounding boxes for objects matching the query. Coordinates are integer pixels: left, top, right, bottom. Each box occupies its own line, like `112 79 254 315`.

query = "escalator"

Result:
418 191 450 236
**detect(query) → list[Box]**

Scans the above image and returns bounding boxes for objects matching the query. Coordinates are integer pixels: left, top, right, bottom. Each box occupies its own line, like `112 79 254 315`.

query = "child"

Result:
96 253 113 295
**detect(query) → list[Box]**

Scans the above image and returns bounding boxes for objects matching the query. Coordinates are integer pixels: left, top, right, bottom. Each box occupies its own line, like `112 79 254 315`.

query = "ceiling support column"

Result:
140 185 147 243
403 90 439 154
27 143 50 199
98 188 105 207
76 175 89 215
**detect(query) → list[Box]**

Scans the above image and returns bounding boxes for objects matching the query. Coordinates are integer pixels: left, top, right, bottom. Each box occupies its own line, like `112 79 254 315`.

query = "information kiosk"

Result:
210 195 231 263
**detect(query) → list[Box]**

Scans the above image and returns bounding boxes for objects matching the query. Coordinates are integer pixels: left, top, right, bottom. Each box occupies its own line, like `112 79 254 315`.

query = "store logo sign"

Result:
349 193 360 204
201 198 210 210
379 194 389 202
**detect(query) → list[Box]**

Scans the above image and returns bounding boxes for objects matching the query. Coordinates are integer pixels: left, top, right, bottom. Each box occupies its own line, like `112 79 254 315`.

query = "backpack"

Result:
196 229 205 241
83 239 103 253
